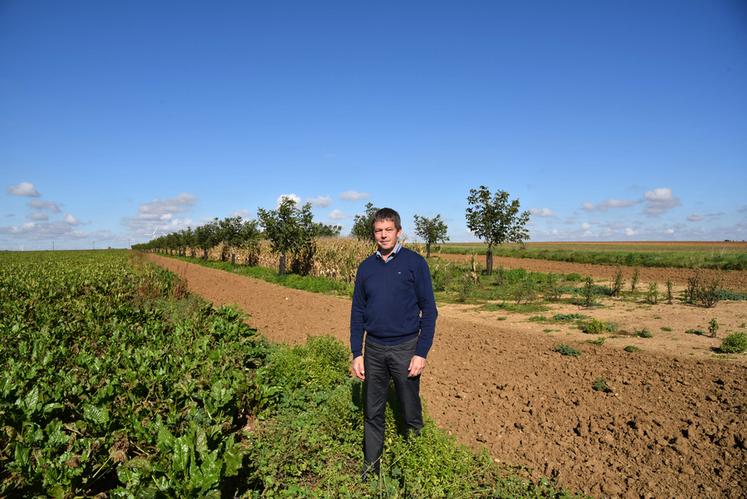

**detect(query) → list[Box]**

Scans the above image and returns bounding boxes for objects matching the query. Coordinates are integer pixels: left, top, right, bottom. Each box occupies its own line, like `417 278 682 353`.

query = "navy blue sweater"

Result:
350 247 438 358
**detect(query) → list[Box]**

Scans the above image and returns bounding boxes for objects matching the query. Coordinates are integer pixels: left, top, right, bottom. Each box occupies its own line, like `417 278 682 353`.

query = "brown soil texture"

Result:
435 253 747 292
146 254 747 498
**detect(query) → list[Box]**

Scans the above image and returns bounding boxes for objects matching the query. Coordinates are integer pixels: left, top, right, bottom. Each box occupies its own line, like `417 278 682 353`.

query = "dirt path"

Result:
435 253 747 292
146 254 746 498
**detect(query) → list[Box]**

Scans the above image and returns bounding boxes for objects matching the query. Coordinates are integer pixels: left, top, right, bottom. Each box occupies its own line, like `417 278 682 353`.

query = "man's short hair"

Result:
373 208 401 231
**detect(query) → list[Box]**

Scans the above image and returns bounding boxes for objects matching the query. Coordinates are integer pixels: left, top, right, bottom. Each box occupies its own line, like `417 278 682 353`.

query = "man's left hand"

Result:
408 355 426 377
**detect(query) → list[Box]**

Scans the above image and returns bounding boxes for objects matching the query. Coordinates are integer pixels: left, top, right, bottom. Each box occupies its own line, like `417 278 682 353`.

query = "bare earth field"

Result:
146 254 746 498
436 252 747 292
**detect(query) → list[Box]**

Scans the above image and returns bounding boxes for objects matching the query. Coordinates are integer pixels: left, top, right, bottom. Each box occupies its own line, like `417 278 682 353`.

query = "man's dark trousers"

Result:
363 336 423 469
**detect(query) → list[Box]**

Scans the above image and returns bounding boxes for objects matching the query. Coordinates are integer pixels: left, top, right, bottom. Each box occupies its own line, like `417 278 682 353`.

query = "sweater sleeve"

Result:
349 264 366 358
414 255 438 358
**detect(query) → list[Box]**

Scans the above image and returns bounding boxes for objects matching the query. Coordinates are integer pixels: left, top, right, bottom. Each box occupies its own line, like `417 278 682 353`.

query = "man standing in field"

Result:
350 207 438 479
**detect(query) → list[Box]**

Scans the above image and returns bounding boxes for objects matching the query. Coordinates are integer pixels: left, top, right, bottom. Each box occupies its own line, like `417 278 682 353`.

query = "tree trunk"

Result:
426 242 431 258
231 253 236 265
486 245 494 275
279 253 287 275
202 248 208 260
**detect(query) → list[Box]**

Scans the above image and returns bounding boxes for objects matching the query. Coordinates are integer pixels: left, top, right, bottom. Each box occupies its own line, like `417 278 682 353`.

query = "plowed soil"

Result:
146 254 746 498
435 253 747 292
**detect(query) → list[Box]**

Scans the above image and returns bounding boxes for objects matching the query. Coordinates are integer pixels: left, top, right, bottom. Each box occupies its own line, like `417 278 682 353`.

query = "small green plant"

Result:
630 267 639 293
586 337 606 346
623 345 640 353
592 377 612 393
708 318 719 338
646 282 658 304
578 318 617 334
665 280 673 304
544 273 562 302
457 273 475 302
581 276 595 307
611 267 624 297
636 328 653 338
552 344 581 357
718 332 747 353
660 326 672 332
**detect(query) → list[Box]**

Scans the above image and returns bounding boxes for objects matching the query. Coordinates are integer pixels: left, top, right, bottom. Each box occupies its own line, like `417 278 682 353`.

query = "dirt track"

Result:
146 254 746 498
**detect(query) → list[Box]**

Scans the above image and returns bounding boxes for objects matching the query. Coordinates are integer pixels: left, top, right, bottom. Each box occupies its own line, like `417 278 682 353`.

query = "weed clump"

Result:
718 332 747 353
708 318 719 338
636 329 653 338
623 345 640 353
592 378 612 393
552 344 581 357
685 329 706 336
578 318 617 334
611 267 624 297
630 268 640 293
646 282 658 304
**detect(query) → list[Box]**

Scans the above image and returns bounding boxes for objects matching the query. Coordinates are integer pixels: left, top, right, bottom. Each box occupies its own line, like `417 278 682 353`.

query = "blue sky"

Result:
1 1 746 250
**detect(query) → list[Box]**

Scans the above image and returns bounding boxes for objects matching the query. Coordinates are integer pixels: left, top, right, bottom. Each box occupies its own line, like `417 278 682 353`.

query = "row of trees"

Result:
134 186 530 276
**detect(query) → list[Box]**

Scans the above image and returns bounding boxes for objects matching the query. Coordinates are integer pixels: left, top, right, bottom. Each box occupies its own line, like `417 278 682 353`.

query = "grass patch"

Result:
586 337 606 346
552 344 581 357
718 332 747 353
635 329 653 338
623 345 640 353
480 302 550 314
552 313 589 322
685 329 707 336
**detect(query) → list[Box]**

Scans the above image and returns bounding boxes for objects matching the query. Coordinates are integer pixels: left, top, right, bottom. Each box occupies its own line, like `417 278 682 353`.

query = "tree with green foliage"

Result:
413 214 449 257
465 186 530 275
314 222 342 237
194 219 220 259
258 198 316 275
350 202 378 241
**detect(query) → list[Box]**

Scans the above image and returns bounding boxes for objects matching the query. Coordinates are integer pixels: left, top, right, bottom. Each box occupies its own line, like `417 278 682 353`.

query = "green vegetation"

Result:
552 344 581 357
660 326 672 332
258 197 317 275
718 333 747 354
708 318 719 338
586 337 606 346
636 329 653 338
351 202 379 242
413 214 449 258
592 378 612 393
0 250 576 497
578 319 618 334
435 242 747 270
623 345 640 353
685 328 707 336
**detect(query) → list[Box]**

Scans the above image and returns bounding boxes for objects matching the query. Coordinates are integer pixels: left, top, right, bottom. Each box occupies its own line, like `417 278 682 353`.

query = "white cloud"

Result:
28 200 61 212
277 193 301 207
644 187 680 215
307 195 332 207
329 209 346 220
665 228 675 234
624 227 638 236
232 209 253 219
582 198 639 212
64 214 79 225
581 222 591 230
7 182 40 197
123 193 197 236
29 211 48 221
529 208 555 217
687 213 704 222
340 190 370 201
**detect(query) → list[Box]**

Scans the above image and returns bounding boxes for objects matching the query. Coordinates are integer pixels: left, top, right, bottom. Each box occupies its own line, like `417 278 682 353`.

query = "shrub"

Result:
666 280 673 304
646 282 658 304
586 336 606 346
612 267 624 297
592 378 611 393
552 313 588 322
544 273 562 302
578 318 617 334
719 332 747 353
581 276 595 307
553 344 581 357
685 329 706 336
636 329 653 338
709 318 719 338
623 345 640 352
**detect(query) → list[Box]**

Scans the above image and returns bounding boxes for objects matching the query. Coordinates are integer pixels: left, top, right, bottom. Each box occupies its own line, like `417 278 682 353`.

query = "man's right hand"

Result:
352 355 365 381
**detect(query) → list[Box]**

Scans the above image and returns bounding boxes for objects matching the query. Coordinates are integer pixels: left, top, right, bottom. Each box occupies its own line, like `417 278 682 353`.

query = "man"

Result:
350 207 438 479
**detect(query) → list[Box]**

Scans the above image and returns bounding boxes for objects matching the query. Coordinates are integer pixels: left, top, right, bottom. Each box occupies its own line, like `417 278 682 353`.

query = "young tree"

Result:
257 198 316 275
350 202 378 241
413 214 449 258
465 186 530 275
314 222 342 237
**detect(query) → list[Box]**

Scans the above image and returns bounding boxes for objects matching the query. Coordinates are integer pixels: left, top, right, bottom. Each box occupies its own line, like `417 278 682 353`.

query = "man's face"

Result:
373 219 401 253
